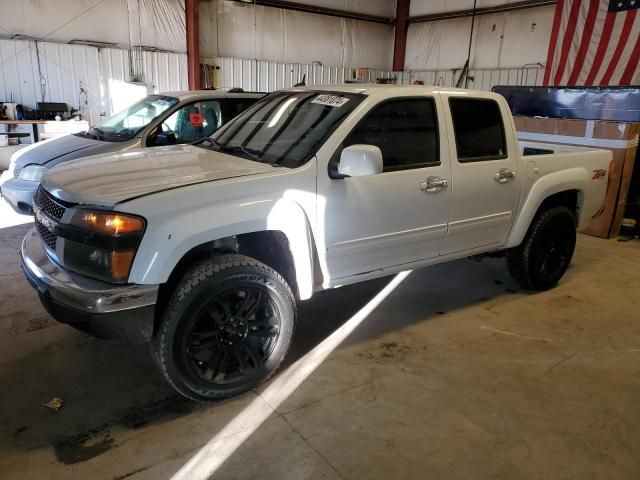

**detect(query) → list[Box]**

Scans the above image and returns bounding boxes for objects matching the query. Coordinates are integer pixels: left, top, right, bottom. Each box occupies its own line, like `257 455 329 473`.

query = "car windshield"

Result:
78 95 179 142
197 91 364 168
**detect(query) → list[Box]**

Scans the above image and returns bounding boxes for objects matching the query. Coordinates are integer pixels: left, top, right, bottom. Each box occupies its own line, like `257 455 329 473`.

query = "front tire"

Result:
151 254 296 402
506 206 577 291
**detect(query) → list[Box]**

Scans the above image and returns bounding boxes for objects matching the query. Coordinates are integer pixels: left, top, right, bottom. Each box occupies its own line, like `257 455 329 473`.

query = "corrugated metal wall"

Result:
398 67 544 90
0 39 188 126
206 56 541 92
206 56 397 92
1 38 542 129
99 48 188 120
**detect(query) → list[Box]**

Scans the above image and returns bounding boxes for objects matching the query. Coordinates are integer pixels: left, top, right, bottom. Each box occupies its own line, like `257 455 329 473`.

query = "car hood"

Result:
13 133 125 169
42 144 276 206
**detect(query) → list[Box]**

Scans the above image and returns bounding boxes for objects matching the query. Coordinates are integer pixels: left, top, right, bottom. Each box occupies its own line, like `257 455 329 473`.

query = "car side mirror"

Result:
337 144 383 177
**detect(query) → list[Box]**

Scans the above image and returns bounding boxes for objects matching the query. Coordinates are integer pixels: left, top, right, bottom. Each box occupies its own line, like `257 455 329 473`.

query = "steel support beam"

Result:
393 0 411 71
230 0 393 25
186 0 200 90
408 0 555 23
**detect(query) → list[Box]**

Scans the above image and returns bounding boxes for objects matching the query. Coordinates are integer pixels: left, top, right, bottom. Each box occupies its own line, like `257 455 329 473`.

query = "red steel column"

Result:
393 0 411 71
186 0 201 90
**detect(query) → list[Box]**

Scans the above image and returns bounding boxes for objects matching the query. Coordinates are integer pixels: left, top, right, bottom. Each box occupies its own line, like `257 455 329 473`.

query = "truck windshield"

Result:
198 91 364 167
77 95 179 142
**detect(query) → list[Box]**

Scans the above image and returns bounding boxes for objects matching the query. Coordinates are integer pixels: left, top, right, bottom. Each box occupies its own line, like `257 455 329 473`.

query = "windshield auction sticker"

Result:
311 95 350 108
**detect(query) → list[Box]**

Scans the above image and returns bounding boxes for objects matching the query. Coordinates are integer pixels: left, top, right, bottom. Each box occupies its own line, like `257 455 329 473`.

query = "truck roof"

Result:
158 90 265 101
285 84 494 97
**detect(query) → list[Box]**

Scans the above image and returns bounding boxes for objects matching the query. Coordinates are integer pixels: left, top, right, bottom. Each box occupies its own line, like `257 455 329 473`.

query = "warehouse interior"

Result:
0 1 639 479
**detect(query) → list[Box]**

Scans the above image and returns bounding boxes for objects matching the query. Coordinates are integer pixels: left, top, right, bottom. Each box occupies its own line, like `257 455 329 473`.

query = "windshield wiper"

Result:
196 139 274 165
89 127 105 140
195 138 221 149
222 145 265 163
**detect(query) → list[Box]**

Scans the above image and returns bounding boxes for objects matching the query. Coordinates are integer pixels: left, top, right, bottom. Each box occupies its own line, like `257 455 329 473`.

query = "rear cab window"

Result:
449 97 507 162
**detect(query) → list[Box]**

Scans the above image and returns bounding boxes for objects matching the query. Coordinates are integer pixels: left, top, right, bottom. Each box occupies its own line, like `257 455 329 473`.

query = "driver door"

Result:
319 96 451 282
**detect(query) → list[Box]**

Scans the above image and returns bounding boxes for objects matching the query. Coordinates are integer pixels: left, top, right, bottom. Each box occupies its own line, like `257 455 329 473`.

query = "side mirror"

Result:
338 144 383 177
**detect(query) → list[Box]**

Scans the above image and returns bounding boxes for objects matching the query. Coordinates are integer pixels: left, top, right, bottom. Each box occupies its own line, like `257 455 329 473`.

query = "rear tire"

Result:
506 206 577 291
151 254 296 402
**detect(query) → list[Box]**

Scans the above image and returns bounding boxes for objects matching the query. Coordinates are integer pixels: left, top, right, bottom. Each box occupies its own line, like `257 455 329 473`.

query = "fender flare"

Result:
129 198 317 300
266 199 316 300
505 168 588 248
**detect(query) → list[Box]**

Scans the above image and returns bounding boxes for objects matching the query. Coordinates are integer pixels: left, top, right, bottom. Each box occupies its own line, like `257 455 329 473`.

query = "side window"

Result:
343 98 439 172
160 100 222 144
222 98 260 123
449 98 507 162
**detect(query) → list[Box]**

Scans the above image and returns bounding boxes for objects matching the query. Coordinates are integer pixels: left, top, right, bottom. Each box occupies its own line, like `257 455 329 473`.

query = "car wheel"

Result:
506 206 577 291
151 254 296 402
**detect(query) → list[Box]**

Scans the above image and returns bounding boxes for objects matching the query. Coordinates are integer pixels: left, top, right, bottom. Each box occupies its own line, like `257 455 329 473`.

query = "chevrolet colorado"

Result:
20 85 611 401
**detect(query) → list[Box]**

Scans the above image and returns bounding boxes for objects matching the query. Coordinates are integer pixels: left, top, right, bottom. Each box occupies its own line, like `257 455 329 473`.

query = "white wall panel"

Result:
0 0 185 52
405 5 553 70
0 39 187 126
292 0 394 18
207 56 396 92
0 40 101 120
0 40 37 107
399 66 544 90
37 42 103 124
410 0 545 17
99 48 188 118
199 0 394 70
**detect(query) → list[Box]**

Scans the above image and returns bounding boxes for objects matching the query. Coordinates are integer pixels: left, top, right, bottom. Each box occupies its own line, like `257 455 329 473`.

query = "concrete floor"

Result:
1 199 640 480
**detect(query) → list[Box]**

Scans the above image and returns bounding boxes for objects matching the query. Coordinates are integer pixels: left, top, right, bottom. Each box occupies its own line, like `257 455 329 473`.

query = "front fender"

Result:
128 197 316 300
505 168 588 248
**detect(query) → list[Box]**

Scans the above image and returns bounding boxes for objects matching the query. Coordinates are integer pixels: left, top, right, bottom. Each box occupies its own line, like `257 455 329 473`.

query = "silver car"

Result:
0 90 262 214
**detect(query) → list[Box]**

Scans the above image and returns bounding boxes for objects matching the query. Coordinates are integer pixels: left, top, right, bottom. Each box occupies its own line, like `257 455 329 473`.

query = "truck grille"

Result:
34 217 58 251
33 186 73 253
34 186 66 220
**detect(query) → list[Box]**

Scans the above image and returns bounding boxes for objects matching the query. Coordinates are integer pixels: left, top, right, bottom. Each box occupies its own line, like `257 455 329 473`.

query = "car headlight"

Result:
70 210 145 235
17 165 46 182
58 210 146 283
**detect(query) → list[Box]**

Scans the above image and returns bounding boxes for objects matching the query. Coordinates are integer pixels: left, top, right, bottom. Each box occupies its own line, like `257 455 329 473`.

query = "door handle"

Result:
420 176 449 193
494 168 516 184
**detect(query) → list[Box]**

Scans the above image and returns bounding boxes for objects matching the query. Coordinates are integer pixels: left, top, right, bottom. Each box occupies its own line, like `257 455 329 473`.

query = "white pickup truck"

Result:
21 85 610 401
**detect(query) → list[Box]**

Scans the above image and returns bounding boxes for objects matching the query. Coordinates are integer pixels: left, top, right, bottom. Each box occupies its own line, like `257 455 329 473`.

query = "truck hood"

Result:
42 144 275 206
13 133 126 169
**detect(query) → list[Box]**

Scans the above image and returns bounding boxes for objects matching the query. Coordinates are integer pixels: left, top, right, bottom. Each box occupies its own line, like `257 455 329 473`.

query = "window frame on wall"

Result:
336 96 441 174
448 97 508 163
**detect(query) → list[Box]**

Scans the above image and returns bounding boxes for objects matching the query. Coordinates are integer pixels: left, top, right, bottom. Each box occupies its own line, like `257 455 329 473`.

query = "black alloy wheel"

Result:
183 286 280 385
529 213 575 284
507 206 577 290
152 254 296 401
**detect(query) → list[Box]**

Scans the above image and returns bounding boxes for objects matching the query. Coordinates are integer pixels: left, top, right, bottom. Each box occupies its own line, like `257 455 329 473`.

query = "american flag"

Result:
543 0 640 86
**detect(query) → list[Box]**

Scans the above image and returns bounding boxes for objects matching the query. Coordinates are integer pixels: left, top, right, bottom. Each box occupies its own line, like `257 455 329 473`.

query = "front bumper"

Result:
0 177 37 215
20 228 159 342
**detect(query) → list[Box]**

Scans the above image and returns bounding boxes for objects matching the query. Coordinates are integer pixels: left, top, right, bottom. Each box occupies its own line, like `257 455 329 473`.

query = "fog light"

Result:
61 239 137 283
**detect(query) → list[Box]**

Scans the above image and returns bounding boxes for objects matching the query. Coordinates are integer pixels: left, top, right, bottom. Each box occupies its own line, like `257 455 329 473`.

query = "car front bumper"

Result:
0 177 38 215
20 228 159 343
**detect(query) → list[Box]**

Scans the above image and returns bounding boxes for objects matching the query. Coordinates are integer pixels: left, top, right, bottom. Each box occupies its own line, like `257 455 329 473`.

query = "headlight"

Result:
70 210 145 235
59 210 146 283
17 165 47 182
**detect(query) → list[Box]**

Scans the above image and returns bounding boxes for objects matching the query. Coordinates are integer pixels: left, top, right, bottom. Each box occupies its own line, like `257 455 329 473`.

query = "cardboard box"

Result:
514 116 640 238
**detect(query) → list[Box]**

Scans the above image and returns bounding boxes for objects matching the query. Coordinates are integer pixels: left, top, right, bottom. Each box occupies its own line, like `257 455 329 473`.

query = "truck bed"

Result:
516 140 612 230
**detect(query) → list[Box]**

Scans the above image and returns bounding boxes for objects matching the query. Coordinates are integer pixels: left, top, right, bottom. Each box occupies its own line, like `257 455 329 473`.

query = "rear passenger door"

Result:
440 95 520 255
321 96 452 281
